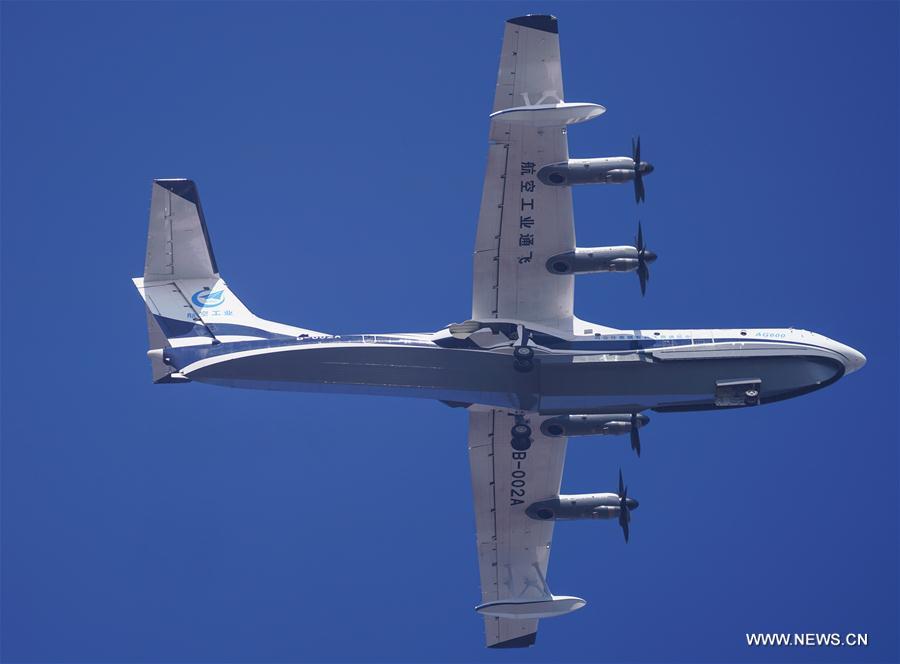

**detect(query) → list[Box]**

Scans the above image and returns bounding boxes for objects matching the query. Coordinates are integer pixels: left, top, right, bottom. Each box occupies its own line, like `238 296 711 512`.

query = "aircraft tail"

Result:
133 179 324 383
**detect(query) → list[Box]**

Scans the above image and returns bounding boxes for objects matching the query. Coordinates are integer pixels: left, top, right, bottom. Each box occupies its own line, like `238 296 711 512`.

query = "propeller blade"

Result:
618 469 632 542
632 136 645 203
618 502 630 541
635 221 651 295
630 413 641 457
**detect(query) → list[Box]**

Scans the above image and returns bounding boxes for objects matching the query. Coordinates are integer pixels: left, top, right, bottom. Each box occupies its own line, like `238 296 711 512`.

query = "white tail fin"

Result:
134 179 326 382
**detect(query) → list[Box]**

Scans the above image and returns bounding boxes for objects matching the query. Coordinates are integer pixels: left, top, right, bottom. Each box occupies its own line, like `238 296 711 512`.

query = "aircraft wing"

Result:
468 408 572 648
472 15 602 333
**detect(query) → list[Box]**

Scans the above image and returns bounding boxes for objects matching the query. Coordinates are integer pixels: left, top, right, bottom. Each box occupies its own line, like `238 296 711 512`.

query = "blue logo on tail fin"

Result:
191 288 225 308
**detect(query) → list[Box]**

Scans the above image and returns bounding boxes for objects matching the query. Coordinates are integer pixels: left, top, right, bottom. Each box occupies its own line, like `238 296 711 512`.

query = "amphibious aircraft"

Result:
133 14 865 649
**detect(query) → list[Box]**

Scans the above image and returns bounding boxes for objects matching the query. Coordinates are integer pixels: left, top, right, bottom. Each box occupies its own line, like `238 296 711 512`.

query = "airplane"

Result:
132 14 866 649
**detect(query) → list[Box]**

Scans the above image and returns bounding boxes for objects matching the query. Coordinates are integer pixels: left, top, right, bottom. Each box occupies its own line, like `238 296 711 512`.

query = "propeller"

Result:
632 136 646 203
635 221 656 296
618 469 631 543
630 413 641 457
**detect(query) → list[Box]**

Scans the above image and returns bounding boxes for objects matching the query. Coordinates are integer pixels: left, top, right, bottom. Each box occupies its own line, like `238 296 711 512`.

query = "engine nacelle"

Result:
541 413 649 437
526 494 623 521
546 246 639 275
538 157 634 186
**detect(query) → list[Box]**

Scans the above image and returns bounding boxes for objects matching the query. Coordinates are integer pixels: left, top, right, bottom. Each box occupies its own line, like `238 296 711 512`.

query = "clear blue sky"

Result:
2 2 897 662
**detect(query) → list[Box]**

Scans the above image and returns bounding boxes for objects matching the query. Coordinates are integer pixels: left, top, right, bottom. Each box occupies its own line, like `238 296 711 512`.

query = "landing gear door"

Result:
715 378 761 407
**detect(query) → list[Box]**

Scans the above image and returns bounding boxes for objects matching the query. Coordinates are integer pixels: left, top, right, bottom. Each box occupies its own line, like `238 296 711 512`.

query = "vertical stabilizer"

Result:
134 179 327 383
144 179 219 282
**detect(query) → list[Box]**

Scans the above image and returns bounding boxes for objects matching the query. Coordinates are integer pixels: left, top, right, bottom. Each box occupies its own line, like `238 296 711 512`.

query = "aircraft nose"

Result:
822 336 866 375
626 498 639 511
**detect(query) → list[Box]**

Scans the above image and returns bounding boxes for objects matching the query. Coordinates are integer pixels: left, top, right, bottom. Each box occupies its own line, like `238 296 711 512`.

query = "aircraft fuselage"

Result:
161 326 864 415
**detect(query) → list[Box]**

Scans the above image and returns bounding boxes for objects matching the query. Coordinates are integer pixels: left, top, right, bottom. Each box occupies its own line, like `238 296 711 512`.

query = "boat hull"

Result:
176 342 844 413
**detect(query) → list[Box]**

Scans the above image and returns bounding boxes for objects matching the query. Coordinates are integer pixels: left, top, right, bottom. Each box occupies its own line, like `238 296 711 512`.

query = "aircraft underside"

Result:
168 340 846 414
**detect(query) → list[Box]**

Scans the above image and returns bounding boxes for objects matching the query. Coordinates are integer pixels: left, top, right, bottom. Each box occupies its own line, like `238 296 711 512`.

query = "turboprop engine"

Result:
546 222 657 296
538 157 637 185
541 412 649 457
540 413 649 437
526 471 639 542
545 246 652 275
526 495 634 520
537 136 654 203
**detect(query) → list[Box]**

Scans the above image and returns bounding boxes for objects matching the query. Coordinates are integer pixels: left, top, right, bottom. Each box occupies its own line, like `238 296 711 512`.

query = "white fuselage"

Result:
160 322 865 415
